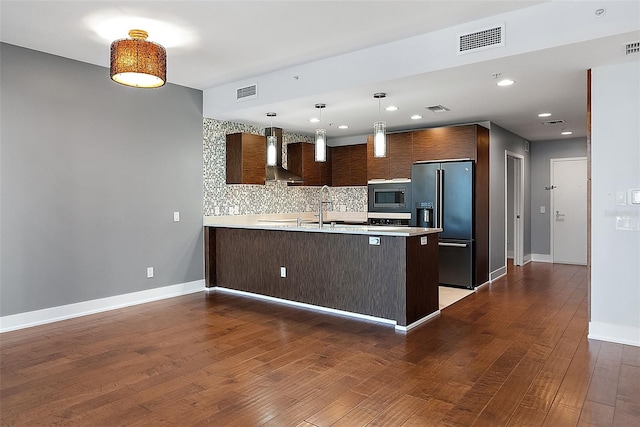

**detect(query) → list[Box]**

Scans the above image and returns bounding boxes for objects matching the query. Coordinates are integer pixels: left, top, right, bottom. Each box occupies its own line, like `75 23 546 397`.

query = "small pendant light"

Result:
315 104 327 162
373 93 387 158
110 29 166 88
266 113 278 166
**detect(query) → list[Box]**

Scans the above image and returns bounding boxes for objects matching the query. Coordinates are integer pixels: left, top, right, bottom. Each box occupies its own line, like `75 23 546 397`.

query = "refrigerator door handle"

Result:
436 168 444 229
439 242 468 248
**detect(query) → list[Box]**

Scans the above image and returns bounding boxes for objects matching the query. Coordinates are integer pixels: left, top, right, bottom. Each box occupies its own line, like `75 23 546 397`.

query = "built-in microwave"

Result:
367 179 412 214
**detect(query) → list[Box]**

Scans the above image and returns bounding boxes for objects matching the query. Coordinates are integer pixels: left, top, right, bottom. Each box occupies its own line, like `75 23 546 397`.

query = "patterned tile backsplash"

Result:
203 118 367 216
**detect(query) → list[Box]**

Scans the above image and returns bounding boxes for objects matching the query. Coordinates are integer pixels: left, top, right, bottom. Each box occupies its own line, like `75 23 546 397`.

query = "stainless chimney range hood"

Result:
265 127 304 184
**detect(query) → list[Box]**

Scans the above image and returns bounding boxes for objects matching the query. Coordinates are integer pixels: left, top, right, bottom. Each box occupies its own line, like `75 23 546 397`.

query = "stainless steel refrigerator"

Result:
411 160 475 289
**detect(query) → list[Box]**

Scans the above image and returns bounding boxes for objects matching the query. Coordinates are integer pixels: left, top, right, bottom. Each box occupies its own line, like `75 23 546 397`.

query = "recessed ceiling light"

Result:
561 131 573 135
497 79 515 86
309 117 320 123
385 105 399 111
411 114 423 120
538 112 552 117
338 125 348 129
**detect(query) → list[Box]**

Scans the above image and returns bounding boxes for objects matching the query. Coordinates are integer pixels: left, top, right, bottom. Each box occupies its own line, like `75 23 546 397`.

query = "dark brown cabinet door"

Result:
367 135 389 180
331 145 351 187
287 142 331 186
388 132 413 179
412 126 477 163
226 133 266 185
350 144 368 186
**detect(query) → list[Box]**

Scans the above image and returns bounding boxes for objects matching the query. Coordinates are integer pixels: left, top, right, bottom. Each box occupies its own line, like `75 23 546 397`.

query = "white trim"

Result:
523 254 532 265
476 280 491 289
490 266 507 282
213 286 440 331
589 321 640 347
506 151 525 267
0 280 205 333
531 253 553 263
395 310 440 332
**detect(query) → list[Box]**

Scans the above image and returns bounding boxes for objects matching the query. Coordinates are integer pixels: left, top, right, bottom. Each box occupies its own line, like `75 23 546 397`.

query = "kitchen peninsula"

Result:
204 213 441 330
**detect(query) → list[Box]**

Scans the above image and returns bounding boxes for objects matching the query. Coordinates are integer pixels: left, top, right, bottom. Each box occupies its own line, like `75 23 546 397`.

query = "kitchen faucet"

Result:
318 185 332 228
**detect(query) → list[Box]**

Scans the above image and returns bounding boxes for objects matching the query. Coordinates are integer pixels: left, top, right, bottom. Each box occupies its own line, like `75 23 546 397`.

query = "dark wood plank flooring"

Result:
1 262 638 426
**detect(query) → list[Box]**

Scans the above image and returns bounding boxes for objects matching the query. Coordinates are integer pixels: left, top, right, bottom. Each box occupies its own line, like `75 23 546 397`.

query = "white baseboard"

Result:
588 321 640 347
523 254 532 265
531 253 553 263
396 310 440 332
213 286 403 329
0 280 205 333
490 266 507 282
507 250 514 259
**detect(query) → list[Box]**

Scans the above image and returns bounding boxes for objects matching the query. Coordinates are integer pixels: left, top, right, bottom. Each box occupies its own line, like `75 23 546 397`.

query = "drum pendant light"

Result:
373 93 387 158
314 104 327 162
110 29 166 88
266 113 278 166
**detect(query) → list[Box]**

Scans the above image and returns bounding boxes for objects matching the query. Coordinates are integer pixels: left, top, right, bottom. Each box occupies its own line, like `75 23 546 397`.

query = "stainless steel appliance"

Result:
367 179 412 226
411 160 475 288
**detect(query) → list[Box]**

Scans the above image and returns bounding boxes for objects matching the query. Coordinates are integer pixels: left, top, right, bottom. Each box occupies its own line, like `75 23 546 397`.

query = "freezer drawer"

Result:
439 240 474 289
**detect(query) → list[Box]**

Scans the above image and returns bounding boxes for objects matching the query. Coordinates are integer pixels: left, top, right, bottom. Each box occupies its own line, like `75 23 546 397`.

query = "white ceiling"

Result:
2 1 639 143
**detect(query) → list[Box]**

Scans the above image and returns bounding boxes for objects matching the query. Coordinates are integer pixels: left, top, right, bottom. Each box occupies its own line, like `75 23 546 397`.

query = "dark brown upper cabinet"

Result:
226 133 266 185
331 144 367 187
287 142 332 186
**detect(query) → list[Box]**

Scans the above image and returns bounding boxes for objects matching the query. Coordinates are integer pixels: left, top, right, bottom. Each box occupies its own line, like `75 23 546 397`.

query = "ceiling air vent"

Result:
427 105 450 113
624 41 640 56
236 84 257 101
457 24 505 55
542 119 565 125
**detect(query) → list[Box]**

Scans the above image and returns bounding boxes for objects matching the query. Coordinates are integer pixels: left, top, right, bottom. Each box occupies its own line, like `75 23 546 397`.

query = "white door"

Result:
551 158 587 265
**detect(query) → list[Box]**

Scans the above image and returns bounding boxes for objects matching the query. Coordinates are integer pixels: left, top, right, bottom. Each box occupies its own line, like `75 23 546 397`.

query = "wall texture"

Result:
202 118 367 216
590 60 640 346
489 124 531 279
529 138 587 256
0 43 204 316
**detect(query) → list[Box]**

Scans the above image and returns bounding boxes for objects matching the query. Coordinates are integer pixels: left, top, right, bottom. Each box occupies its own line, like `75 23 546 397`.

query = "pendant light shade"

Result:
266 113 277 166
373 121 387 158
110 29 166 88
373 93 387 158
314 103 327 162
315 129 327 162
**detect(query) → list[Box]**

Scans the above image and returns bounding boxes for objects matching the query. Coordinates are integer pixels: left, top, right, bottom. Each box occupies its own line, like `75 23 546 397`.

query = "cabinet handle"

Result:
439 242 467 248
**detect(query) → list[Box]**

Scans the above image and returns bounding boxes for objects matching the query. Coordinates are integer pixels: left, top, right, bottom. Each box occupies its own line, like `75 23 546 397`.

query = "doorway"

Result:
550 158 588 265
506 152 525 266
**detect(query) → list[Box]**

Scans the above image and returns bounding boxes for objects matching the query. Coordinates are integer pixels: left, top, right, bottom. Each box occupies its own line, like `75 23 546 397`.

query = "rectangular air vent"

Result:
624 41 640 55
457 24 505 55
542 120 565 125
236 84 257 101
427 105 450 113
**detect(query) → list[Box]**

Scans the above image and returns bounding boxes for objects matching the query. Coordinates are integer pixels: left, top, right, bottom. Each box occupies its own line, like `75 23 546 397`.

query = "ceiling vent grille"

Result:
427 105 450 113
236 84 257 101
457 24 505 55
542 119 565 125
624 41 640 55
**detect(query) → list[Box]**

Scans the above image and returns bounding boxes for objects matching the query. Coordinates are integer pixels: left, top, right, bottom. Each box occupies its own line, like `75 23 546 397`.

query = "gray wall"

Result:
0 43 204 316
489 124 531 278
530 138 587 256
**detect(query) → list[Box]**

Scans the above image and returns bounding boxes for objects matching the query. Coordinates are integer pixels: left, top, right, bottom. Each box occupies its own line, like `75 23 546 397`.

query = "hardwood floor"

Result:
1 262 638 426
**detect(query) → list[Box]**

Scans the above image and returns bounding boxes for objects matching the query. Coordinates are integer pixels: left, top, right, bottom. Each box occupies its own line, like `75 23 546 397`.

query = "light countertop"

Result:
203 213 441 237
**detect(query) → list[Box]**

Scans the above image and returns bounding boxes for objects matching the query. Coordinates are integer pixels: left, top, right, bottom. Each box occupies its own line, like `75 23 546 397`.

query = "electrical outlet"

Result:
280 267 286 278
540 206 546 214
369 236 381 246
173 212 180 222
147 267 154 278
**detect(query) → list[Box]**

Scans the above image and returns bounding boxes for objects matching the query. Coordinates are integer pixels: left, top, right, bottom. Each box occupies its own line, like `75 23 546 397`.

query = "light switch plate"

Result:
420 236 428 245
173 211 180 222
280 267 286 278
147 267 154 278
540 206 546 214
630 189 640 205
369 236 381 246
